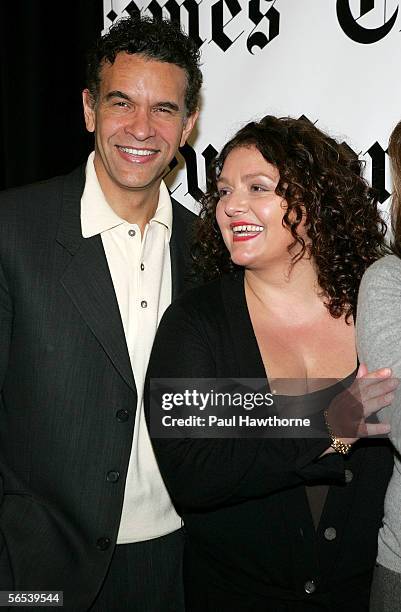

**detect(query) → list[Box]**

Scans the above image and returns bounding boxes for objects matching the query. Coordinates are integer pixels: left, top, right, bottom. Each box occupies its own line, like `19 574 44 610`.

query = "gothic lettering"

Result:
247 1 280 54
366 142 390 203
336 0 398 44
211 0 243 52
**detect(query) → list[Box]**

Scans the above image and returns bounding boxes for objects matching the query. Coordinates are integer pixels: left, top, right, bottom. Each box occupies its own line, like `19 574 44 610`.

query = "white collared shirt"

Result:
81 152 181 543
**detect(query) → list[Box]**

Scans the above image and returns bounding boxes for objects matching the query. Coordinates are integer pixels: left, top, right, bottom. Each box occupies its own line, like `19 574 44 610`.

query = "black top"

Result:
146 273 393 612
276 373 357 531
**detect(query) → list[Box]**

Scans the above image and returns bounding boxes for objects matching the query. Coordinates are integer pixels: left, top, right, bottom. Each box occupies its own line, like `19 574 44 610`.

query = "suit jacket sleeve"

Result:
0 239 13 585
145 295 344 513
0 258 12 391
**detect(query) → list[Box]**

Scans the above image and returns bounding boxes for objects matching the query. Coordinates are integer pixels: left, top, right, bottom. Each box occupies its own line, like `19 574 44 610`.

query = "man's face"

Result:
83 52 198 202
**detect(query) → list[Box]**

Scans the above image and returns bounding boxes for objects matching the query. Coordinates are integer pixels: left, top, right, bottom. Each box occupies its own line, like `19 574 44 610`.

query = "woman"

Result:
146 116 395 611
357 119 401 612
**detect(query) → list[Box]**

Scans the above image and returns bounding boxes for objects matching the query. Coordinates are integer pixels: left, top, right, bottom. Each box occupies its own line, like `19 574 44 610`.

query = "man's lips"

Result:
230 221 264 242
116 145 160 163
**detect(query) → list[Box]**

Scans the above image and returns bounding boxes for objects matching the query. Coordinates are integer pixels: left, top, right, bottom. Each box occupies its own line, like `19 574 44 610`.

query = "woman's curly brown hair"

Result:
192 115 388 321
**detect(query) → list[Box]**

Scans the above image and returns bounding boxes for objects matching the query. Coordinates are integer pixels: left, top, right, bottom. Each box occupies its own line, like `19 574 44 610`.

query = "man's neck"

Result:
94 166 161 232
106 189 160 231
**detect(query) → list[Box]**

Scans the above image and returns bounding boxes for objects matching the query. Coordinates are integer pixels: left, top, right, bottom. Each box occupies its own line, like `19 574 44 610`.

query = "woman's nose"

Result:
223 193 250 216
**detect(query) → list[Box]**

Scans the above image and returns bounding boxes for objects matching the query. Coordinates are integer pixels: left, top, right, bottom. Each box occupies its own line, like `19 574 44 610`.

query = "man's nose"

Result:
124 108 156 140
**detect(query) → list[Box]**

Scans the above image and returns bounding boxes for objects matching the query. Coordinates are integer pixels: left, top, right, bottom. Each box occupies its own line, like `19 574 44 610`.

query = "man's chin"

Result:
116 174 164 192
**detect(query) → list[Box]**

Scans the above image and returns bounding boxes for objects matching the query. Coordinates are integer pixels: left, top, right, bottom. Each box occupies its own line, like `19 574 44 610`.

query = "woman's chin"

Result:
230 253 256 268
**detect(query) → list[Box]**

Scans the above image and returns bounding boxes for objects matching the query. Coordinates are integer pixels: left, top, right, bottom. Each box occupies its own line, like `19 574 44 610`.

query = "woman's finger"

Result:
358 378 399 404
360 367 392 380
362 422 391 437
356 362 368 378
362 392 395 417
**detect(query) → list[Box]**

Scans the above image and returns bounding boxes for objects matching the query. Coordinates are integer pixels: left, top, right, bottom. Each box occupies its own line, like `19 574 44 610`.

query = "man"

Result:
0 15 201 611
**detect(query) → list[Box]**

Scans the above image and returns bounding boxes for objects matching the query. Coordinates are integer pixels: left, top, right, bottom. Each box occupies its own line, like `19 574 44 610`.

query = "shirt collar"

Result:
81 152 172 240
151 180 172 240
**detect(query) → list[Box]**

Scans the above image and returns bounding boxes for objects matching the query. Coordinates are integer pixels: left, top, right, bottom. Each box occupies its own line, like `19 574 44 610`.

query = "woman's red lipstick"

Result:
230 221 264 242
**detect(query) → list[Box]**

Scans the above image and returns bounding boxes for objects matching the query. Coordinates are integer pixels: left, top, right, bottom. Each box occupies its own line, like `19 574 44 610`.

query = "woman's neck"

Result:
244 257 322 319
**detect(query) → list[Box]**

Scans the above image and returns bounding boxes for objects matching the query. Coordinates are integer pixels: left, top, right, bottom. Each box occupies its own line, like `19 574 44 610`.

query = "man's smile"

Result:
115 144 160 163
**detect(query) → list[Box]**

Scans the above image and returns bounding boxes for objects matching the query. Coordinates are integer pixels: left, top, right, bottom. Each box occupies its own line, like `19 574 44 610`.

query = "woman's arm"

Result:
357 255 401 451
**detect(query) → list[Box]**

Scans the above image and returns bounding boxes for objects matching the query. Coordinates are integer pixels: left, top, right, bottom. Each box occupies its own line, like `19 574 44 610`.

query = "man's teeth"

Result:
232 225 264 235
119 147 156 156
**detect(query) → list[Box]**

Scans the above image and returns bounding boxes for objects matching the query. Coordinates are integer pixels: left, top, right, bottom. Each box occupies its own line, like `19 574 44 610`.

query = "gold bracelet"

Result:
323 409 352 456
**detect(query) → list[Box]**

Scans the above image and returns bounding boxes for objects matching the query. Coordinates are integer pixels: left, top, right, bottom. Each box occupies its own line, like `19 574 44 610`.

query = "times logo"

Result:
105 0 280 54
337 0 399 44
169 117 391 206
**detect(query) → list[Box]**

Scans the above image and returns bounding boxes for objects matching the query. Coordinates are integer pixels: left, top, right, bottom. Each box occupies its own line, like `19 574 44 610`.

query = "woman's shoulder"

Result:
361 254 401 288
174 277 224 311
357 255 401 323
173 272 243 314
161 278 224 331
161 273 244 337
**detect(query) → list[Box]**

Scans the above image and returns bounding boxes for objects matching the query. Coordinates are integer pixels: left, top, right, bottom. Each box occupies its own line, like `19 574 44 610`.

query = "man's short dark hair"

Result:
86 15 202 116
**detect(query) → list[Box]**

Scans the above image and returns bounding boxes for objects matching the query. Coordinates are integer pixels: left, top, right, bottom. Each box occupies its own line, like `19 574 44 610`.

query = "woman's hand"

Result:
324 363 396 451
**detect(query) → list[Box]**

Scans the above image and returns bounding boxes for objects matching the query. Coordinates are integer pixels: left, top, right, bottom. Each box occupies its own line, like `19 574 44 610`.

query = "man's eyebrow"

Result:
154 101 180 112
103 92 180 113
104 90 131 102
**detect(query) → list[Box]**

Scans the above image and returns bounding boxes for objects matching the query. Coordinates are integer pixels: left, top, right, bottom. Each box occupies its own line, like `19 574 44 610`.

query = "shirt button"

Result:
96 537 111 551
116 409 129 423
140 263 145 271
324 527 337 541
345 469 353 483
128 229 136 237
141 300 147 308
304 580 316 595
106 470 120 483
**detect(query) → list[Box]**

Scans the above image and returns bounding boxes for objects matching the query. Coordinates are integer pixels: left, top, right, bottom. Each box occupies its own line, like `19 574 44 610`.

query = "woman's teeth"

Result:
232 225 264 235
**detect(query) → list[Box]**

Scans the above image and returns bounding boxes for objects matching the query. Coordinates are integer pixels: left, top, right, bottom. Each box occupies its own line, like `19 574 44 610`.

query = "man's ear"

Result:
82 89 96 133
180 110 199 147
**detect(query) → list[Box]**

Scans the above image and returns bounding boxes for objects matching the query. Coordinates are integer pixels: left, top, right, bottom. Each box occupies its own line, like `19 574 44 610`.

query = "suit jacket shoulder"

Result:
0 166 84 218
171 196 197 223
0 167 85 254
169 197 198 298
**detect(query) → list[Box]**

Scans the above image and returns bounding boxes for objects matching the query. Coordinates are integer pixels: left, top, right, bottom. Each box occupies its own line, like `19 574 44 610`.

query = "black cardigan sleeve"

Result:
145 296 344 513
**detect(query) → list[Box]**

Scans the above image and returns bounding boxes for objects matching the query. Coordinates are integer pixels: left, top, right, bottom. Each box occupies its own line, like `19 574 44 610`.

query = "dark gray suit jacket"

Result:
0 164 196 610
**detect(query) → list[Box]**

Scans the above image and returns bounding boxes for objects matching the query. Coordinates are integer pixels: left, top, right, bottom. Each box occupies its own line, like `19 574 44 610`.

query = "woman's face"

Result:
216 145 306 270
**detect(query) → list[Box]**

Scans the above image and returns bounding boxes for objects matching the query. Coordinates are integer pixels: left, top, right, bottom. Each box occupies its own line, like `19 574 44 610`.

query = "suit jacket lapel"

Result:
56 166 136 394
170 198 195 300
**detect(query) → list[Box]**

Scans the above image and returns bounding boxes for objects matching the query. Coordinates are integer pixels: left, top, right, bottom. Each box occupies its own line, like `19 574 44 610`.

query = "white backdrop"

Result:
103 0 401 219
